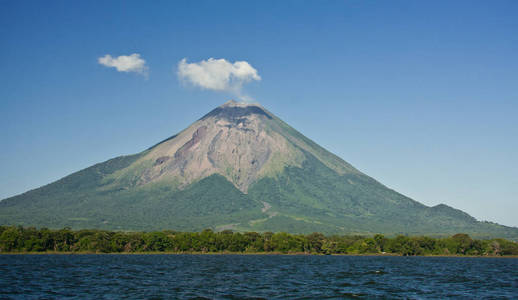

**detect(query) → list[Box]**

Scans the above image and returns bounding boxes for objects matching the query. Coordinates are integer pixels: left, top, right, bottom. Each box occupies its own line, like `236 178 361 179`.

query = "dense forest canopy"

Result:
1 226 517 256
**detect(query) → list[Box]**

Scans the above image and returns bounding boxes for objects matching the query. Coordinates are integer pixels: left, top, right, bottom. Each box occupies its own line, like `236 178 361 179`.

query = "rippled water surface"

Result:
1 255 517 299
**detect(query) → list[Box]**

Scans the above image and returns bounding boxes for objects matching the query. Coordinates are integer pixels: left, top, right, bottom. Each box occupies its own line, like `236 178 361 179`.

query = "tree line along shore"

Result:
1 226 517 256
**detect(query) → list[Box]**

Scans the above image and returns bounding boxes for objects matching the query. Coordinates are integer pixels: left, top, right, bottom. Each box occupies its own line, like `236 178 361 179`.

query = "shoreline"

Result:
1 251 517 258
2 226 516 256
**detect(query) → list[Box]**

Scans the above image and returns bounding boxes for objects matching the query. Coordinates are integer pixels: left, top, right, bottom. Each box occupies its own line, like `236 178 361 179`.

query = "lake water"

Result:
1 255 517 299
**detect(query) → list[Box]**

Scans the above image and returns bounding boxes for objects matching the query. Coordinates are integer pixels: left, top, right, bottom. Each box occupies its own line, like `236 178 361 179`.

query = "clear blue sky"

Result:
1 1 517 226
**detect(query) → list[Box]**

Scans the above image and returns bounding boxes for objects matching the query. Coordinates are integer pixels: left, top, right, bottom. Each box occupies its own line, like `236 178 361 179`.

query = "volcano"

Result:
1 100 517 238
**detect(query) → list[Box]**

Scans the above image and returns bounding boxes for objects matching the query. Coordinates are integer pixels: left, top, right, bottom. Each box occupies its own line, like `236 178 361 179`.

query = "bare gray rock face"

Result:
118 100 358 193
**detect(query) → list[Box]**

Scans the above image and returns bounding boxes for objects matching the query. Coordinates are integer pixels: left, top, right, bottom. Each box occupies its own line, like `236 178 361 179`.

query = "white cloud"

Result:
98 53 148 76
177 58 261 101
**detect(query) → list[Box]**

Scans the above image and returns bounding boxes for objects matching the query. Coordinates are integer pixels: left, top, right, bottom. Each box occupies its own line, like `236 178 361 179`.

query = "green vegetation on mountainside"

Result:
245 152 518 239
1 149 517 239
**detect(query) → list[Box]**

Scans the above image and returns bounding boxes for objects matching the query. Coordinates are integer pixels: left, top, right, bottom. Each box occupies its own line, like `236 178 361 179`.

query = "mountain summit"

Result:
1 101 517 238
136 100 356 193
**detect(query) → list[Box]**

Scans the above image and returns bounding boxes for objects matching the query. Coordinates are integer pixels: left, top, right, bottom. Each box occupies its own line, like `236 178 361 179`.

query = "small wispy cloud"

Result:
177 58 261 101
98 53 148 77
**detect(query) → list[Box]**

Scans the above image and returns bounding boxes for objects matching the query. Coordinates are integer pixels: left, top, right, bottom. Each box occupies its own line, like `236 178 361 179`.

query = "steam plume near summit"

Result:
177 58 261 101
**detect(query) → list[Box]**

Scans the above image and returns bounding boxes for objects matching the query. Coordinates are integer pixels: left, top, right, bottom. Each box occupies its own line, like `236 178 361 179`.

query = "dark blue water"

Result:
1 255 517 299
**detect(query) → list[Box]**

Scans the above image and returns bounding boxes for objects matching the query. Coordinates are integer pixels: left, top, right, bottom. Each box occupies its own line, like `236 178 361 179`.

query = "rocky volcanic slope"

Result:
1 100 517 239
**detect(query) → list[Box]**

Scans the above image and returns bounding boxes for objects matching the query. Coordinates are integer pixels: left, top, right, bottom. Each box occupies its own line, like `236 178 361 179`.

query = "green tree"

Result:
271 232 302 253
448 234 474 255
0 227 21 252
243 232 263 252
307 232 325 253
263 232 274 252
144 232 172 251
373 234 387 252
414 236 436 254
